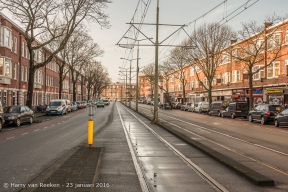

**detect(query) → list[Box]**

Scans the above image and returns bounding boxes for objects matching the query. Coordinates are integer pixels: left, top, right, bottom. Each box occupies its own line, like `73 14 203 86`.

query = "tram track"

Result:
116 103 229 192
136 106 288 177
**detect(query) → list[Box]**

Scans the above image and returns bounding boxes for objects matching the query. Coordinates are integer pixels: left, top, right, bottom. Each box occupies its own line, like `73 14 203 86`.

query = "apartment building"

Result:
102 82 136 100
0 13 87 107
140 19 288 106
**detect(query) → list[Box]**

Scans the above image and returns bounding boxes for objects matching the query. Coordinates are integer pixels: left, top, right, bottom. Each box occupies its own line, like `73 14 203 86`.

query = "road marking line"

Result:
280 131 288 134
266 128 273 130
34 129 39 132
6 128 16 131
22 132 28 135
6 136 15 139
44 127 48 129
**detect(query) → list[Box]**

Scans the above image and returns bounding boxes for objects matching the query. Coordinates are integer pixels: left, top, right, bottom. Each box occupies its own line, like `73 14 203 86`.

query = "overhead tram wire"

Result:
182 0 260 50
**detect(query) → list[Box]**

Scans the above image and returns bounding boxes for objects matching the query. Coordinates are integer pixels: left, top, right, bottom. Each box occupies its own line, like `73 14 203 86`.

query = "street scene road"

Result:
1 102 288 191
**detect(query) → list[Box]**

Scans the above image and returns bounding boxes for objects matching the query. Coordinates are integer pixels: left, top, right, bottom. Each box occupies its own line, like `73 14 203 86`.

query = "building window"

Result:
1 27 12 49
190 67 195 76
221 52 230 65
267 62 280 78
190 81 194 90
13 37 17 54
25 67 28 81
285 31 288 44
268 33 281 50
21 66 24 81
252 65 264 80
222 72 230 84
232 70 240 83
0 57 12 77
14 63 17 80
22 42 25 57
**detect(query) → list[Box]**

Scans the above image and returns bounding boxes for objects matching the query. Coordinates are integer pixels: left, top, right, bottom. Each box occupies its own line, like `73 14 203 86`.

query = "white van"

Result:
46 99 67 116
194 102 210 113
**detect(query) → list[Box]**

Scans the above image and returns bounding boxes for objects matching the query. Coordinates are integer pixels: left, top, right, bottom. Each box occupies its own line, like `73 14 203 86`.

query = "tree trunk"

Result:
182 80 186 103
26 65 35 108
208 84 212 104
248 70 254 110
73 81 77 101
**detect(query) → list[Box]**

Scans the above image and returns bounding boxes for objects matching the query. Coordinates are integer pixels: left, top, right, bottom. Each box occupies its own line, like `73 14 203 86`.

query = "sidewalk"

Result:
26 104 141 192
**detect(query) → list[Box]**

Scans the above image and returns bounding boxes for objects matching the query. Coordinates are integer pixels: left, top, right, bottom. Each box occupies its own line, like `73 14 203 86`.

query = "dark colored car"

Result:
248 104 282 125
221 102 249 119
97 100 105 108
4 106 34 127
175 103 182 109
274 108 288 127
181 103 191 111
208 101 230 116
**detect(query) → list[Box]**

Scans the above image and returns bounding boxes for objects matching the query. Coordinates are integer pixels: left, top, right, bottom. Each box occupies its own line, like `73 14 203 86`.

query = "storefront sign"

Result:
266 89 283 94
212 90 232 96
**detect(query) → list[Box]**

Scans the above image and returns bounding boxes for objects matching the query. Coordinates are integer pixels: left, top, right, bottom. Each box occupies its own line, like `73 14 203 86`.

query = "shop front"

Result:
212 90 233 102
232 88 263 105
265 89 288 106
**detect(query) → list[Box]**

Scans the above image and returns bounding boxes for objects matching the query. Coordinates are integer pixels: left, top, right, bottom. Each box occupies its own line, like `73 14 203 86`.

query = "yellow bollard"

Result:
88 119 94 146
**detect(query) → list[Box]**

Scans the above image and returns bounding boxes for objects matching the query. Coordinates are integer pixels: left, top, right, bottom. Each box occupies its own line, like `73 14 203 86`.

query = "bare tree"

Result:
159 60 174 93
141 63 159 99
167 46 190 104
0 0 110 107
185 23 236 104
228 17 288 110
91 63 111 99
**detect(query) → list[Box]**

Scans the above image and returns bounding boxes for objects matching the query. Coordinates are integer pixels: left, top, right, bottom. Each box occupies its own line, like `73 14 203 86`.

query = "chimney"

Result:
230 39 237 45
264 22 273 29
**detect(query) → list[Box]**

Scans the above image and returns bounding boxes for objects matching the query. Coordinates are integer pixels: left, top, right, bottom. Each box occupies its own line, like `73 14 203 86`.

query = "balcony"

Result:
0 77 11 85
34 82 42 89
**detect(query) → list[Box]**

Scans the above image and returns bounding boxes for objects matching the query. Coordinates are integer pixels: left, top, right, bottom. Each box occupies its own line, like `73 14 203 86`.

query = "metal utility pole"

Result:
136 41 140 112
121 58 137 108
153 0 160 123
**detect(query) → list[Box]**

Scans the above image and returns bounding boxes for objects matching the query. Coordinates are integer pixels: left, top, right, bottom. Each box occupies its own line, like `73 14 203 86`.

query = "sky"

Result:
88 0 288 83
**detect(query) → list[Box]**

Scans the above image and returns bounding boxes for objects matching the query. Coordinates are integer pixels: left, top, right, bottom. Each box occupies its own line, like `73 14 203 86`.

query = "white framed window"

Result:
190 67 195 76
25 67 28 81
285 30 288 44
252 65 264 80
268 33 281 50
232 70 240 83
21 42 25 57
267 62 280 78
222 72 230 84
21 66 24 81
26 45 29 59
256 39 264 53
190 81 194 90
203 78 208 86
232 48 241 61
1 27 12 49
195 80 199 88
0 57 12 77
169 85 174 92
13 37 17 54
14 63 17 80
170 75 174 82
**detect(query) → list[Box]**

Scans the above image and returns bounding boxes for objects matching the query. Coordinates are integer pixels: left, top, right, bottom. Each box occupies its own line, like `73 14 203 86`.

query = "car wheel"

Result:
217 111 221 117
231 113 235 119
29 117 33 124
275 120 279 127
199 109 202 114
261 117 266 125
16 118 21 127
221 113 224 118
61 110 64 116
208 111 211 116
248 115 253 122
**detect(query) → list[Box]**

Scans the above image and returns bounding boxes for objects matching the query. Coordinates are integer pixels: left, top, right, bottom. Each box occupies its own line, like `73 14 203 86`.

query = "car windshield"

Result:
4 106 20 113
236 103 248 110
49 101 61 106
103 100 108 102
98 101 104 103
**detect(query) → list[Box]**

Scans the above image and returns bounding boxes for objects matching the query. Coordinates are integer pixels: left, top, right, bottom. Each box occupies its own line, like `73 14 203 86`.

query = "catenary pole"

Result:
153 0 159 123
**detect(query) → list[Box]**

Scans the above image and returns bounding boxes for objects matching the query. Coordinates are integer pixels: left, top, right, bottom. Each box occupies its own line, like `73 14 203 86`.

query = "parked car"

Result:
64 99 72 113
76 101 84 109
170 102 177 109
174 102 182 109
0 101 4 131
97 100 105 108
221 102 249 119
46 99 67 116
208 101 230 116
274 108 288 127
142 100 147 104
82 101 88 108
3 106 34 127
194 102 210 113
71 101 78 111
160 103 172 110
103 99 110 105
181 103 191 111
188 103 197 112
248 104 282 124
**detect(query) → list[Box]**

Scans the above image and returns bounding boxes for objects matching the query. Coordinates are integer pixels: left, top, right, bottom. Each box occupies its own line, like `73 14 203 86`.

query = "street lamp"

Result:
123 36 153 112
